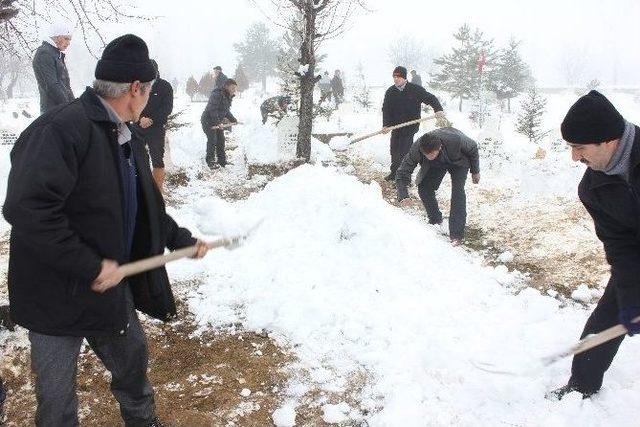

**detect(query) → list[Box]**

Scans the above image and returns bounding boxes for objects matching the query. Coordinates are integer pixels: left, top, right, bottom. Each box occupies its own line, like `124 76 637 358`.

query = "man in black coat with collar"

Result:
32 23 75 114
548 90 640 400
396 127 480 245
4 34 208 426
382 66 446 181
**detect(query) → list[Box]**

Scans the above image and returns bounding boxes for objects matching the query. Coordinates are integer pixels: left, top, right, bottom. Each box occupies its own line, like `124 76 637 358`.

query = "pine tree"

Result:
234 64 250 92
185 76 198 102
198 72 215 97
487 38 530 113
516 86 547 143
431 24 495 112
233 22 279 93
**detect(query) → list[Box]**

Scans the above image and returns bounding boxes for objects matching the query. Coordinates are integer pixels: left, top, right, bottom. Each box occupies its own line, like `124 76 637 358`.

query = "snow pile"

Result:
175 164 640 426
272 403 297 427
328 135 351 151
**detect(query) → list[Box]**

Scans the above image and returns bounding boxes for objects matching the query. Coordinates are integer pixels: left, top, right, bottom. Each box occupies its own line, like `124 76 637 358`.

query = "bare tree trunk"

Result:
261 73 267 93
507 97 511 114
296 3 317 162
458 97 463 112
6 73 18 99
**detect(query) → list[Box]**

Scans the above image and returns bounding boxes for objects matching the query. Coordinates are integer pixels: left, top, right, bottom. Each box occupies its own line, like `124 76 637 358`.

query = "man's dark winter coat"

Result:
331 75 344 97
3 87 195 337
578 126 640 310
201 88 236 127
382 82 443 135
140 77 173 137
396 127 480 200
214 72 228 90
32 41 74 113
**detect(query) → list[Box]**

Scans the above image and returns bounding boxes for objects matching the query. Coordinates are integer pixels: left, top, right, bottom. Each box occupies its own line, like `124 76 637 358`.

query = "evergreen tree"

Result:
234 64 250 92
431 24 495 112
516 86 547 143
352 62 371 110
234 22 280 93
198 72 215 97
185 76 198 102
487 38 530 113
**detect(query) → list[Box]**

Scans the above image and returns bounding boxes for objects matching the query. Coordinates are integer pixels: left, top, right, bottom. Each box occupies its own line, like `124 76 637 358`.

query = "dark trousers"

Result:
144 129 166 169
202 123 226 166
389 131 415 177
569 282 625 394
417 166 468 239
28 290 155 427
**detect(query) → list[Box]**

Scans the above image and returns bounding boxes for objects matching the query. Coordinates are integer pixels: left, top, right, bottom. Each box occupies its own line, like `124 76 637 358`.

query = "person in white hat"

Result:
32 21 75 114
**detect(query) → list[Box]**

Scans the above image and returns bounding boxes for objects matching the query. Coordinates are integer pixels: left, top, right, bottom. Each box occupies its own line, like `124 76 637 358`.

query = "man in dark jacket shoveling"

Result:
396 127 480 246
201 79 238 169
548 90 640 400
382 66 447 182
3 34 208 426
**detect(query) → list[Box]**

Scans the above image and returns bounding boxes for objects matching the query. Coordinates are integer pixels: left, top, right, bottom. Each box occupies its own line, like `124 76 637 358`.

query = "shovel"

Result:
472 315 640 376
349 115 436 144
117 219 263 278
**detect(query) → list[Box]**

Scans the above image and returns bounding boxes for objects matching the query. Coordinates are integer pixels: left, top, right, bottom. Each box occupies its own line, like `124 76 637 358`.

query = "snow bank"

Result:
175 164 640 426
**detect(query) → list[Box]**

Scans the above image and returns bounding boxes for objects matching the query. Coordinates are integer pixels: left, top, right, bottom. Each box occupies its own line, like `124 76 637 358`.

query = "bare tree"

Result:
0 50 30 98
1 0 148 58
252 0 368 162
387 36 435 75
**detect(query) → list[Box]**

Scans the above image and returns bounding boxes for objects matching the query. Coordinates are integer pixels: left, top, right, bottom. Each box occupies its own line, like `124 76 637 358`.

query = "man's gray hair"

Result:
92 79 154 98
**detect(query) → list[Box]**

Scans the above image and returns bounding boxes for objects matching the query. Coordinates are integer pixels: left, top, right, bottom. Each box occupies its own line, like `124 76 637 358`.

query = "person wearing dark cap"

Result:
3 34 208 426
547 90 640 401
331 69 344 108
381 65 447 181
213 65 228 90
410 69 422 87
137 59 174 193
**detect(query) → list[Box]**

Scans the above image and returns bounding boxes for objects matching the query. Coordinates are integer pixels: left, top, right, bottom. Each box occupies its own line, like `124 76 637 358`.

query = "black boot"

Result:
146 418 166 427
545 384 595 401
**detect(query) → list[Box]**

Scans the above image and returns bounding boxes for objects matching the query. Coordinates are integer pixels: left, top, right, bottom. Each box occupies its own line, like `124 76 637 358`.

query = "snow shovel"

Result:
211 122 242 130
472 315 640 376
117 219 263 278
349 115 436 144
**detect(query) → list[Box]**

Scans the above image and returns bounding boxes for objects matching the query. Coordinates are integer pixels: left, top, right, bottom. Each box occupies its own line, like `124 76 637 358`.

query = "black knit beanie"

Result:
561 90 625 144
95 34 156 83
393 66 407 79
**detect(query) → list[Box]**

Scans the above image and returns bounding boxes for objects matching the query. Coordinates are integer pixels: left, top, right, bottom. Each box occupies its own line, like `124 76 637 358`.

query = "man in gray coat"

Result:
32 22 75 114
396 127 480 245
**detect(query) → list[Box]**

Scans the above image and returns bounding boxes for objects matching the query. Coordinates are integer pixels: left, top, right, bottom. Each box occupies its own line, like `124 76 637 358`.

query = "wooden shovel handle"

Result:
571 315 640 356
350 115 436 144
117 236 234 278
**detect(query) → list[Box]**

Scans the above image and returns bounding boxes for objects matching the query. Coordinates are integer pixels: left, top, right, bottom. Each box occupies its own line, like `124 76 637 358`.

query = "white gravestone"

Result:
277 116 299 161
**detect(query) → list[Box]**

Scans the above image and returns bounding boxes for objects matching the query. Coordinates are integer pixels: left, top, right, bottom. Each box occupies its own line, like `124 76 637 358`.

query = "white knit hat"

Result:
48 20 74 38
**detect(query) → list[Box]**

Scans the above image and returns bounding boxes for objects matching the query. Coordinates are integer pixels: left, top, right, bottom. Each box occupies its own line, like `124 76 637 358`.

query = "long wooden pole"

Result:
349 115 436 144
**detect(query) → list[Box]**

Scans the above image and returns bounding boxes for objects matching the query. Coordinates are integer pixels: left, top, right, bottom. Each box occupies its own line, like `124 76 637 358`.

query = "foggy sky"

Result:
58 0 640 92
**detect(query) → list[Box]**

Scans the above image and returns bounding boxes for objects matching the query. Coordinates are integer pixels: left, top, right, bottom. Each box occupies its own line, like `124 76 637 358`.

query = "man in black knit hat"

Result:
547 90 640 400
4 34 208 426
381 65 446 181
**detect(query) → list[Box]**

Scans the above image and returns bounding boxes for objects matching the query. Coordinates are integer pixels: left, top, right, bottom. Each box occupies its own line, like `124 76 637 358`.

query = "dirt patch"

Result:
1 287 293 426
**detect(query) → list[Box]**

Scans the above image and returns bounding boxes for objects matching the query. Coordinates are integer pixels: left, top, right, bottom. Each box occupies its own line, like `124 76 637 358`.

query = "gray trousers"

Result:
418 166 469 239
29 290 155 427
390 131 415 177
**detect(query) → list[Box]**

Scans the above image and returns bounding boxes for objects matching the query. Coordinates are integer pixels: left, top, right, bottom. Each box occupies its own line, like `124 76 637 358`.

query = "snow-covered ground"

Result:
2 86 640 426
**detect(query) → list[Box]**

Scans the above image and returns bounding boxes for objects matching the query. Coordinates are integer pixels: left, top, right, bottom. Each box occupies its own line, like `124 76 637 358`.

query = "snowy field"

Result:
1 85 640 426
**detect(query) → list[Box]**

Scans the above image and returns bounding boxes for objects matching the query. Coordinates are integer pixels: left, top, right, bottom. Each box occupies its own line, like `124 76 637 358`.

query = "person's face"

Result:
568 140 619 171
52 35 72 51
423 148 441 161
214 69 221 77
226 84 238 96
129 81 152 122
393 74 406 86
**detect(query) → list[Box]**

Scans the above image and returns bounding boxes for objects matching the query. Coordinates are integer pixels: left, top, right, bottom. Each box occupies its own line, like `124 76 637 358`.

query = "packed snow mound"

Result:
180 165 640 426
